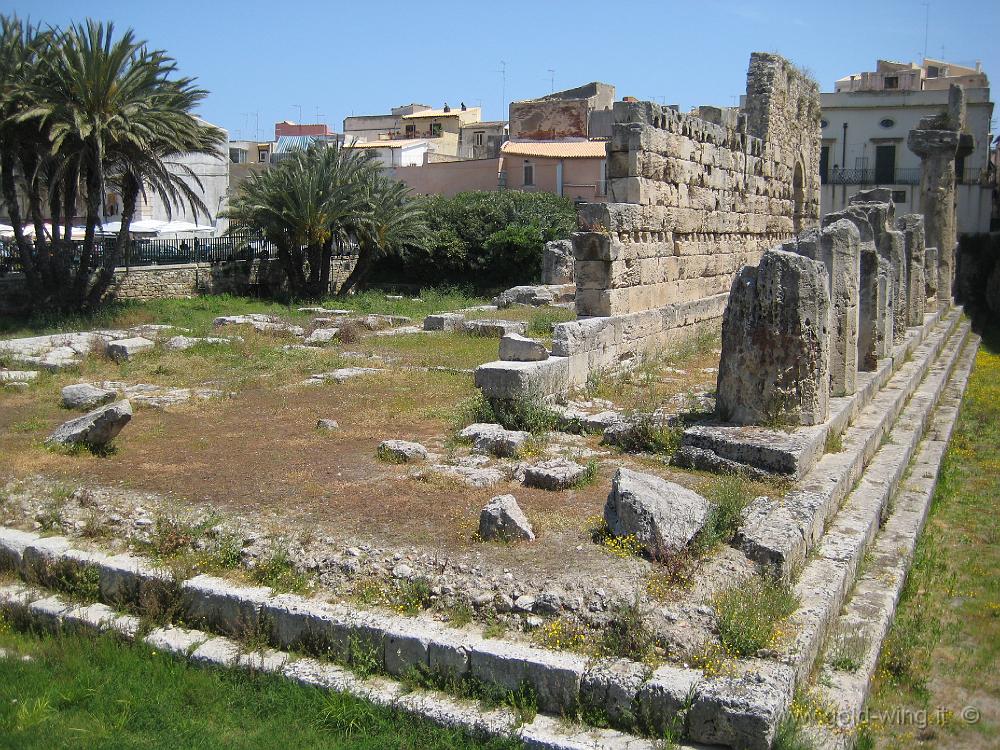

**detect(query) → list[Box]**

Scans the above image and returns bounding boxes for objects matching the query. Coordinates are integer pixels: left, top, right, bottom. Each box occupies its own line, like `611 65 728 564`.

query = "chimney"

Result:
443 102 451 113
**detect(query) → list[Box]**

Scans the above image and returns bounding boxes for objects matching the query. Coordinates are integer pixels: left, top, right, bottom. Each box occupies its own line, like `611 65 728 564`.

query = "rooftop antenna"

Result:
254 112 260 141
496 60 507 121
922 2 929 61
548 68 555 93
293 104 302 123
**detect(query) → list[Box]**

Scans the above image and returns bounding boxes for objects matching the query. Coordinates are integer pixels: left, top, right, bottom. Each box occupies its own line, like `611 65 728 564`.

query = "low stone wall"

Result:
0 254 359 312
476 294 726 399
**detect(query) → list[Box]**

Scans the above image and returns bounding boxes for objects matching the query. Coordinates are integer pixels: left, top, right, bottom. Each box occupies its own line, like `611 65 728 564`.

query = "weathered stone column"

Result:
925 246 939 300
848 191 907 343
716 249 831 426
896 214 927 326
907 85 970 301
783 219 860 397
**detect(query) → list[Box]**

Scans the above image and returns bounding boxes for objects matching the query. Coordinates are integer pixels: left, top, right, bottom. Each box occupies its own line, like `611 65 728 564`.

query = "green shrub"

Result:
713 575 798 657
691 474 755 555
457 393 558 435
370 191 576 289
600 598 656 661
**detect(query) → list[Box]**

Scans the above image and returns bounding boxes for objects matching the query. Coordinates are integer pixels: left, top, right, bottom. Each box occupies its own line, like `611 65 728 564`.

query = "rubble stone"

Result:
463 320 528 338
542 239 575 284
603 468 710 557
106 337 155 361
478 495 535 542
458 423 530 458
498 334 548 362
522 458 588 490
377 440 429 463
422 313 465 332
45 400 133 448
61 383 117 410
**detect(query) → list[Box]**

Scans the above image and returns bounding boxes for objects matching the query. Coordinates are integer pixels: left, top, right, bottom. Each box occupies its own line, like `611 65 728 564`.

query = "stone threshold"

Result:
805 336 978 749
679 304 947 480
735 309 967 577
0 525 791 749
775 331 978 692
0 581 671 750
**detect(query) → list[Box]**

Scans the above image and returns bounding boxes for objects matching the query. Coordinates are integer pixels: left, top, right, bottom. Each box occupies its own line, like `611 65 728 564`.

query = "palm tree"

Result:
226 142 386 298
339 173 426 296
1 16 224 309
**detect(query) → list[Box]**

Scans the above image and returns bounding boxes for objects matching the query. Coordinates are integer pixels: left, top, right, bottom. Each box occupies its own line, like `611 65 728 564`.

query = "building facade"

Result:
821 59 994 234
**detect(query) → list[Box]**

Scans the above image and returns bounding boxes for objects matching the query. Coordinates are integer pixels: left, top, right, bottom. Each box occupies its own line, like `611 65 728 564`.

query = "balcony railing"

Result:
822 166 985 186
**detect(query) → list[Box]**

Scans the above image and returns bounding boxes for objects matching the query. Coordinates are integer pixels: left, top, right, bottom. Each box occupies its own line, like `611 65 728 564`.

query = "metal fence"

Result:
0 232 281 275
823 166 986 186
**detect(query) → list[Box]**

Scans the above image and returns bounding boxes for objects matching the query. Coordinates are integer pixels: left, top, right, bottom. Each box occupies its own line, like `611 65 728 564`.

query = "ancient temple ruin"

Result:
477 52 822 399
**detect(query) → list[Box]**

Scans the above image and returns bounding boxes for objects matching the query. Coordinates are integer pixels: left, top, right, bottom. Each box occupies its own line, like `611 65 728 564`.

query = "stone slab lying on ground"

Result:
106 337 155 361
0 331 130 371
304 368 381 385
45 400 132 448
423 313 466 332
478 495 534 542
316 419 339 431
165 335 241 351
604 468 710 557
459 423 530 458
61 383 117 410
424 464 504 488
522 458 587 490
378 440 429 463
0 370 39 383
499 334 549 362
96 381 223 409
372 325 425 337
493 284 575 308
297 307 351 315
213 314 304 336
304 328 340 346
463 320 527 338
359 314 411 331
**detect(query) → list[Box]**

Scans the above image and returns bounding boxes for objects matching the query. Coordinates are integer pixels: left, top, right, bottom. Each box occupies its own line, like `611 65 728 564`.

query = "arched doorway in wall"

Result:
792 161 805 235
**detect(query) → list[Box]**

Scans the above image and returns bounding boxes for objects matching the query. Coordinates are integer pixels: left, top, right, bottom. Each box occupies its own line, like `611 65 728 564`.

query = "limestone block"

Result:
377 440 428 463
45 400 133 448
478 495 535 542
634 665 702 736
786 219 860 397
106 336 155 361
459 423 530 458
925 246 939 299
498 334 548 363
463 320 527 338
896 214 927 327
304 327 340 346
603 468 711 556
579 658 649 728
468 639 585 714
423 312 465 331
716 250 831 426
61 383 117 410
522 458 588 490
542 239 574 284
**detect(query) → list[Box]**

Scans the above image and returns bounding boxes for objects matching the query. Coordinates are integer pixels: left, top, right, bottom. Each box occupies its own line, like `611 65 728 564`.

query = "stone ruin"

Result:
477 52 822 399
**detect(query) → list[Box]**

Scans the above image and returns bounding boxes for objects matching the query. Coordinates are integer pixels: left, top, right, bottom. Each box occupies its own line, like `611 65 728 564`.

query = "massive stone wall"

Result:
573 53 821 318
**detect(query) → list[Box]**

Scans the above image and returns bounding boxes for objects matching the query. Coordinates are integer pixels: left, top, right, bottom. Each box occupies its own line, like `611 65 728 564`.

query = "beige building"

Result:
499 140 606 202
835 58 988 93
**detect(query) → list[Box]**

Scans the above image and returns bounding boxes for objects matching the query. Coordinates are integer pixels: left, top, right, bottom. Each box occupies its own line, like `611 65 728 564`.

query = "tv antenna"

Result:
496 60 507 121
548 68 555 92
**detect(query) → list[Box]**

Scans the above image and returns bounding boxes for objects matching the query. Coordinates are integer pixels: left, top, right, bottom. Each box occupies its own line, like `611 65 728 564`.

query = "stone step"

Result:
806 335 979 749
735 308 966 577
775 323 975 690
680 305 947 480
0 581 676 750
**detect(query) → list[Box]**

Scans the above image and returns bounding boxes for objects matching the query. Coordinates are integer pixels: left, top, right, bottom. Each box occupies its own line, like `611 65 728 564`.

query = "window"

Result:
875 144 896 184
258 149 267 163
879 118 895 129
229 148 247 164
884 76 898 89
926 65 940 78
405 123 416 137
474 131 485 146
523 161 534 186
891 190 907 204
819 145 830 184
820 119 829 129
430 122 442 137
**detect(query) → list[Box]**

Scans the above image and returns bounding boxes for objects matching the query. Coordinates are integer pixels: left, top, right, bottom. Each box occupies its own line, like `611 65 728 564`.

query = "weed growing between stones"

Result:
440 600 473 628
347 634 382 678
611 412 684 455
375 443 408 464
348 575 434 616
400 666 539 726
586 515 643 559
690 473 755 555
828 628 870 673
456 393 558 435
249 544 311 594
824 429 844 453
570 460 599 489
600 598 656 661
41 559 101 603
777 687 836 749
712 574 799 657
534 617 587 652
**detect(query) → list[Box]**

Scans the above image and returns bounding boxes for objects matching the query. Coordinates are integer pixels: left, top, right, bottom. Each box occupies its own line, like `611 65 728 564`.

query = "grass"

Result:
0 617 518 749
455 393 559 434
712 574 799 657
599 597 657 662
690 473 756 555
864 324 1000 749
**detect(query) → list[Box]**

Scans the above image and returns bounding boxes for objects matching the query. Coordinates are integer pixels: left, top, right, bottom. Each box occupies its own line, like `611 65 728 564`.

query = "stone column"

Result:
716 249 831 426
896 214 927 327
783 219 860 397
847 192 907 344
925 246 939 300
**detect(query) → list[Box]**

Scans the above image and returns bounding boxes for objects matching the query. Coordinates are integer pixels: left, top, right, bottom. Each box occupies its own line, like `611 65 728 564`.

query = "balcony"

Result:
822 166 984 186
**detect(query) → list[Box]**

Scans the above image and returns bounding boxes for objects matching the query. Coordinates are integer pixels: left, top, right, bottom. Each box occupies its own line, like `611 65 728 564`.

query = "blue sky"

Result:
9 0 999 139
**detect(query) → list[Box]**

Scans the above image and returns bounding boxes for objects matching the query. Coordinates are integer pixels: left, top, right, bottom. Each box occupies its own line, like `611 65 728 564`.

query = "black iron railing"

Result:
823 166 985 186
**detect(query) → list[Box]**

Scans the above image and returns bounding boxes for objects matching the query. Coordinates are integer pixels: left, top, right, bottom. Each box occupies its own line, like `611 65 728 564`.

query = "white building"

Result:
344 138 433 169
820 60 994 234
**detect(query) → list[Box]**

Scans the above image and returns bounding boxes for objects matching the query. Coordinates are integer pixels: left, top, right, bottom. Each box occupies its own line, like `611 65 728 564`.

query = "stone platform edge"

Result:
475 293 728 400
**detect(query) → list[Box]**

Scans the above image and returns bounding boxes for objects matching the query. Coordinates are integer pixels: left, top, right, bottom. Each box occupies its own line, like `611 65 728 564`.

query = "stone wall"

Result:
574 53 821 318
0 254 359 312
